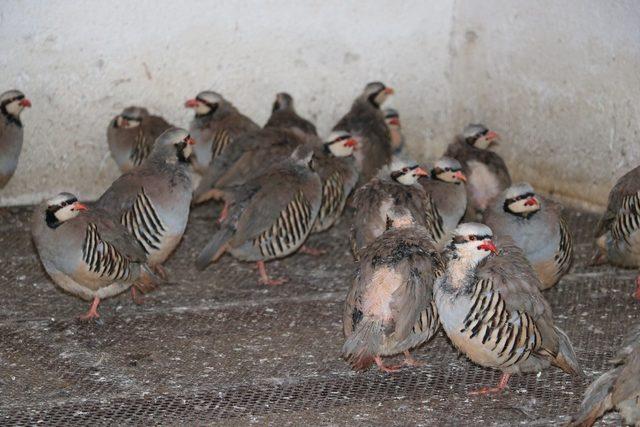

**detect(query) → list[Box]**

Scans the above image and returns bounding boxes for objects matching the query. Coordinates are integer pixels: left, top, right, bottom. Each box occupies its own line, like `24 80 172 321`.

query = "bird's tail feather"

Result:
568 367 619 427
195 227 234 270
553 326 583 376
341 318 384 371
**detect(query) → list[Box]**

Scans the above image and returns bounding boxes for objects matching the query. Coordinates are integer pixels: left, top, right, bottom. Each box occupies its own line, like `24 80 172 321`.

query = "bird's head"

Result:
431 157 466 184
185 90 224 117
503 182 541 218
463 123 500 149
362 81 394 108
115 106 148 129
449 223 498 264
1 90 31 119
389 158 428 186
323 131 358 157
45 192 88 228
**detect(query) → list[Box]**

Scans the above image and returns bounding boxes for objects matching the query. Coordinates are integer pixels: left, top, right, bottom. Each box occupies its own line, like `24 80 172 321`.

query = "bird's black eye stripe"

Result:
1 95 24 107
478 129 489 137
196 97 216 108
121 115 139 121
445 167 451 172
408 165 419 171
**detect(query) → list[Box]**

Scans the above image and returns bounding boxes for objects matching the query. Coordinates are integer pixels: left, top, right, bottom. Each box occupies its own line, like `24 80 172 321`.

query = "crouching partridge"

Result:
483 182 573 290
593 165 640 300
32 193 164 320
195 145 322 285
350 158 431 259
419 156 468 249
434 223 582 394
1 90 31 189
342 209 443 372
444 124 510 217
107 106 172 172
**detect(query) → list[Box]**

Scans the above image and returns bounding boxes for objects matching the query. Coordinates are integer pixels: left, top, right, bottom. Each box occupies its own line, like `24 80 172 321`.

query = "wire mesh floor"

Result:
0 202 638 426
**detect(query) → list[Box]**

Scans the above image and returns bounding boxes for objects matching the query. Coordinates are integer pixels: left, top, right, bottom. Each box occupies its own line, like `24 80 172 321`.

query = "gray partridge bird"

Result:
483 182 573 290
185 90 259 174
593 165 640 300
570 323 640 426
349 158 431 259
0 90 31 188
193 127 305 206
434 223 582 394
382 108 405 155
95 128 195 278
419 156 468 249
195 144 322 285
31 193 163 320
107 106 172 172
444 124 510 217
342 211 443 372
311 131 359 233
264 92 317 136
333 82 394 185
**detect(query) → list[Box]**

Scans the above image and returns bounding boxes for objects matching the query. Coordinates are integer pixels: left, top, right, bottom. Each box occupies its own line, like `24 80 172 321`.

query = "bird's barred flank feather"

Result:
612 191 640 245
212 129 231 158
129 131 151 167
461 278 542 369
318 171 344 225
254 190 313 258
121 188 166 255
425 196 445 243
82 223 131 281
412 300 439 337
555 217 573 279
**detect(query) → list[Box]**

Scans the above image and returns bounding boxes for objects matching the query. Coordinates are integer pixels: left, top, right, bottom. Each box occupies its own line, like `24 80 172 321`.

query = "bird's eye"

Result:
445 167 451 172
402 167 409 173
469 235 476 241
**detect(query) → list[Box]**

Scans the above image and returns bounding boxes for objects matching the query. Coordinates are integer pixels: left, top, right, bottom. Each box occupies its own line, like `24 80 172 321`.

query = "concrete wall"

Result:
1 0 639 208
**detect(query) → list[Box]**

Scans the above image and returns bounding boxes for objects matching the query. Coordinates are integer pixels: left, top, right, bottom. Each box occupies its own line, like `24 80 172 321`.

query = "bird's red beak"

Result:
485 130 499 141
384 87 394 95
524 196 539 207
73 202 89 212
387 117 400 126
185 99 199 108
187 136 196 145
414 167 429 177
453 171 467 182
478 240 498 254
19 98 32 108
343 138 357 148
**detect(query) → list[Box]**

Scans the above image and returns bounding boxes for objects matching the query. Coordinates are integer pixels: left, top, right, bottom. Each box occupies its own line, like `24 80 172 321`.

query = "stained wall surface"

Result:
1 0 639 208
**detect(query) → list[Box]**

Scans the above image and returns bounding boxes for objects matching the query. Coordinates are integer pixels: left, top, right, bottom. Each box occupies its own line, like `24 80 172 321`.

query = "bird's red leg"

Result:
256 261 287 286
131 287 145 305
374 356 402 373
402 350 425 367
469 373 511 395
217 202 229 225
78 297 101 321
634 275 640 301
299 245 326 256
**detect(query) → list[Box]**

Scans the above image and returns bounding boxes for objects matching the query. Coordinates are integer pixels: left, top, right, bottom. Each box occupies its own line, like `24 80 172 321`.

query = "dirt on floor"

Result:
0 202 637 426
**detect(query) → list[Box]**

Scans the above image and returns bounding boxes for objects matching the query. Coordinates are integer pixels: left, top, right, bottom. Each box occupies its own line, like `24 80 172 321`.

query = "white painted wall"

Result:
1 0 639 208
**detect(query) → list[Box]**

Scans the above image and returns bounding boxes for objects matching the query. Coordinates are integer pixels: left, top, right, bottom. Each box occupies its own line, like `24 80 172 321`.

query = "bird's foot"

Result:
152 264 168 281
216 202 229 225
259 277 288 286
375 356 402 373
299 245 326 256
402 351 425 367
78 297 101 321
131 287 145 305
256 261 288 286
587 250 607 267
469 373 510 396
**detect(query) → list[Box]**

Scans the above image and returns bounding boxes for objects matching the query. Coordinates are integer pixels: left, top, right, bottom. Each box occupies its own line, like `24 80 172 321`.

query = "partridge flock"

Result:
3 81 639 424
